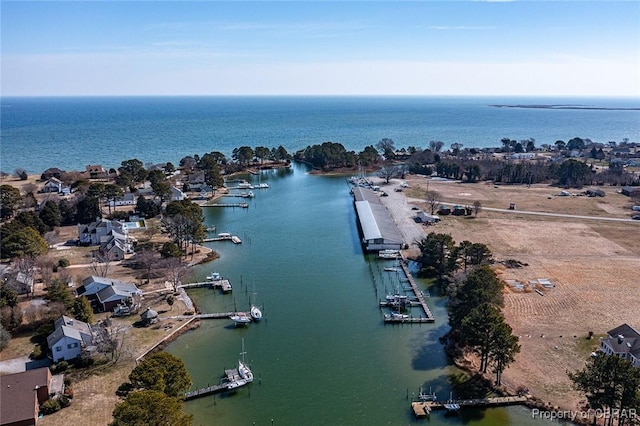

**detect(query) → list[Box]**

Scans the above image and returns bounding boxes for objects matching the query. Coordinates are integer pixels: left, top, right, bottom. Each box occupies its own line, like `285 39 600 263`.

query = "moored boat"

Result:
230 312 252 326
250 305 262 321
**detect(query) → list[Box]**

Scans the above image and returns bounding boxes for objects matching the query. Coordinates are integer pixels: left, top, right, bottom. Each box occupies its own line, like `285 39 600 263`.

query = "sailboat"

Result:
250 304 262 321
249 291 262 321
227 339 254 389
230 311 251 326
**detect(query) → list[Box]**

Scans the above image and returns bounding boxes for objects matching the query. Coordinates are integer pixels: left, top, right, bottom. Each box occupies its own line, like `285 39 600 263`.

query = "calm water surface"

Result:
166 164 557 425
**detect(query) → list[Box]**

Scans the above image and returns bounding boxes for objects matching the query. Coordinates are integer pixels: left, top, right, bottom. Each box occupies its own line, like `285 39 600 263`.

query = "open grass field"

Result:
396 177 640 410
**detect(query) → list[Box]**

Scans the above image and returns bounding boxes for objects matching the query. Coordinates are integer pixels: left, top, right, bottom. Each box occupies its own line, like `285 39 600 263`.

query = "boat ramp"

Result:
411 395 529 417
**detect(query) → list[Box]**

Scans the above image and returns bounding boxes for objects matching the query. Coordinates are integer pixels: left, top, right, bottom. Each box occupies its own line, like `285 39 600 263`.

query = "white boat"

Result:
230 312 251 326
231 236 242 244
206 272 222 281
379 249 401 259
255 183 269 189
238 181 253 189
227 339 254 389
250 305 262 321
385 311 409 321
384 267 399 272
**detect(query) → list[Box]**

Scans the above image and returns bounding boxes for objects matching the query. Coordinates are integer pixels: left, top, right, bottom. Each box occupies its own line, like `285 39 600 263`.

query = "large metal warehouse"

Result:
352 187 404 252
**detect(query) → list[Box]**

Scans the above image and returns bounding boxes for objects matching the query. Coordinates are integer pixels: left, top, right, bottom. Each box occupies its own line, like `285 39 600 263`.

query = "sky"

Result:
1 1 639 97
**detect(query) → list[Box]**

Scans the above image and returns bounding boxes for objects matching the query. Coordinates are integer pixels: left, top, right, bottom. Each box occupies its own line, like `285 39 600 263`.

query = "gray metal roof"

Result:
355 201 403 245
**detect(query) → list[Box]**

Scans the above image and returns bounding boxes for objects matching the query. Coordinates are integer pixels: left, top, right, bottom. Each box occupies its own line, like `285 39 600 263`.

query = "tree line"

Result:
416 232 520 386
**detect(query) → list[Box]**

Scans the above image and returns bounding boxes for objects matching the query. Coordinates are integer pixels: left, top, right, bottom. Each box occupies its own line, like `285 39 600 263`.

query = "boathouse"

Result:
352 187 404 252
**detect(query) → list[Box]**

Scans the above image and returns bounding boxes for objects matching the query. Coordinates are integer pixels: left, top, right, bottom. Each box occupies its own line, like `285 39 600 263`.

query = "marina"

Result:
168 163 545 425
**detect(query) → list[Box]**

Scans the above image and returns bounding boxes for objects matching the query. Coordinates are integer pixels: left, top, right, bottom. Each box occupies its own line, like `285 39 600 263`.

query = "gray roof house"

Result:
95 282 142 312
76 276 141 312
600 323 640 368
47 316 93 363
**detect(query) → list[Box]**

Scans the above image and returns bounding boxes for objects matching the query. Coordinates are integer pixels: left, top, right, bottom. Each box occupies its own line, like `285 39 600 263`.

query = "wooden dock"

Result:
179 280 232 292
202 203 249 208
202 234 242 244
382 260 434 323
184 368 246 400
411 396 529 417
169 311 247 320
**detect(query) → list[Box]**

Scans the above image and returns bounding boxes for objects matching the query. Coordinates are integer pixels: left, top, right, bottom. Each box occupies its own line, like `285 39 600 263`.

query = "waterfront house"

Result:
76 276 141 312
83 164 109 180
47 316 93 363
78 218 134 258
0 368 53 426
42 177 63 193
95 282 142 312
600 323 640 367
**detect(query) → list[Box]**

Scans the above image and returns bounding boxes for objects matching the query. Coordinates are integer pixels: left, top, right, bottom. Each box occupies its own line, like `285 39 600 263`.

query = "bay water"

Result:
167 163 554 425
2 96 639 174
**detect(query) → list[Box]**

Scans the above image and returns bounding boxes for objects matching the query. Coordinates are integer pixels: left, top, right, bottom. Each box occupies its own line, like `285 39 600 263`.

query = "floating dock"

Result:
411 396 529 417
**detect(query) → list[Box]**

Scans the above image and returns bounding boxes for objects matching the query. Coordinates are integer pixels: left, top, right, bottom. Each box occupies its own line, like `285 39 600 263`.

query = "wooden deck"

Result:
411 396 529 417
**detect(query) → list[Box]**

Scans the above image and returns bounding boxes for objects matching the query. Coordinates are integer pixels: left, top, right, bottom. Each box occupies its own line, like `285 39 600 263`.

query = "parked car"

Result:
632 215 640 220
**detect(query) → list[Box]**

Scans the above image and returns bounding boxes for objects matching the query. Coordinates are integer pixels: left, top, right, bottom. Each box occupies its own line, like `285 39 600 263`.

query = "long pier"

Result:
411 396 529 417
383 260 434 323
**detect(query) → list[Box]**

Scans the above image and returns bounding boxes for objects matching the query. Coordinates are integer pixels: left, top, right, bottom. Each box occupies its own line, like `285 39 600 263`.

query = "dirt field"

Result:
389 177 640 410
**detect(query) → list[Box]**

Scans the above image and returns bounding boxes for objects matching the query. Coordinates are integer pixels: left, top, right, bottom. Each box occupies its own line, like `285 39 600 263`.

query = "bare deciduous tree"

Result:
90 251 113 277
13 256 38 297
425 190 442 215
162 257 189 292
94 319 129 364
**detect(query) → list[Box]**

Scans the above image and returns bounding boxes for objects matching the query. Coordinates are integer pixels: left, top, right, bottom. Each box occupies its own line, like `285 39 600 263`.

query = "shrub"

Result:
59 394 71 408
30 344 43 360
116 382 133 397
58 258 70 268
41 398 61 414
52 360 68 373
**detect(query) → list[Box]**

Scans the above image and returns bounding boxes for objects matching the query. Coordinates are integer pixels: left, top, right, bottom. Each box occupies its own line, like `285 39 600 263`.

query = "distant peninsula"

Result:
489 104 640 111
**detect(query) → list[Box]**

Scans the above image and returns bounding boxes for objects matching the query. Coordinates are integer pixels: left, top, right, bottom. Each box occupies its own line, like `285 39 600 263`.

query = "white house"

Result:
600 323 640 368
46 316 93 363
170 186 185 201
42 177 63 193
